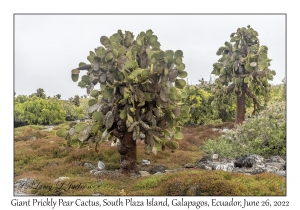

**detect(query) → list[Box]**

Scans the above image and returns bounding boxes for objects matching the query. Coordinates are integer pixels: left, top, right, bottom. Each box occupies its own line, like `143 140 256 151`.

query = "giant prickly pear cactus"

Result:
211 25 276 124
57 29 189 174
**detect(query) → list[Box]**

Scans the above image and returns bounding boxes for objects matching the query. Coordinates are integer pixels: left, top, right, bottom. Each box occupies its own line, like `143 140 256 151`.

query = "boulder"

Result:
197 154 286 177
150 164 167 174
14 178 35 189
199 155 212 163
234 154 264 168
14 178 36 196
184 163 194 168
84 162 96 169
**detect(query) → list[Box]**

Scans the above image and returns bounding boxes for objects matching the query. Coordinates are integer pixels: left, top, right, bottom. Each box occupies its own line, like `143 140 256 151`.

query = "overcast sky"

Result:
14 14 285 99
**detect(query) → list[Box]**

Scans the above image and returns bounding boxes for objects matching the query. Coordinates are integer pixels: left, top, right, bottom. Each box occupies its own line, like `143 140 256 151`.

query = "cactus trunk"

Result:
235 82 246 125
117 131 138 175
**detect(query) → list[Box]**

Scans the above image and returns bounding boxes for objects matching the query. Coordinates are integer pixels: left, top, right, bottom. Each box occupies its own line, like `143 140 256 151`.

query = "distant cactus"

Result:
57 29 189 174
36 88 46 99
73 95 80 107
211 25 276 124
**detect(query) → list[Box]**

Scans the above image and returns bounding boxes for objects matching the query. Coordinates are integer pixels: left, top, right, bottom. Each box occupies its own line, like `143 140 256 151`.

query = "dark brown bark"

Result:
235 83 246 125
228 69 267 125
117 131 138 175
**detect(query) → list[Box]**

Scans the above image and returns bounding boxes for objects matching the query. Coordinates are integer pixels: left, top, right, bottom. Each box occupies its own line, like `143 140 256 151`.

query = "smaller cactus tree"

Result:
73 95 80 107
36 88 46 99
56 29 189 175
211 25 276 124
55 94 61 99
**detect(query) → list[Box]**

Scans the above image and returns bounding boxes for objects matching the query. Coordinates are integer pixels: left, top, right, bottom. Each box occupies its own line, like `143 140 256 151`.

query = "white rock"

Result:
139 171 151 177
204 166 212 171
142 159 150 165
154 172 162 175
54 177 69 183
212 154 219 159
275 170 286 177
90 169 99 174
84 163 95 169
98 159 106 170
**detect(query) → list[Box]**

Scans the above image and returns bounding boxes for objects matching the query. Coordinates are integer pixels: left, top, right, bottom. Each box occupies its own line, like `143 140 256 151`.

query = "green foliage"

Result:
269 83 286 103
183 84 236 125
79 97 91 117
246 83 285 117
183 85 215 124
201 101 286 158
61 100 84 121
14 102 26 126
15 96 66 125
66 29 190 154
14 94 29 103
211 84 237 122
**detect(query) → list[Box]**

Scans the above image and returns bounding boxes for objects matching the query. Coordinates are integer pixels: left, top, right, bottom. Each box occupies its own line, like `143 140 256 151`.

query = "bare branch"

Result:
139 120 162 132
139 120 150 131
127 122 139 132
149 126 163 132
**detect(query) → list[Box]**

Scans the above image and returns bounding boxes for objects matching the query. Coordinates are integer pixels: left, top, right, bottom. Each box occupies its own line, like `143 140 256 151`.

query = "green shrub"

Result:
60 100 84 121
16 96 66 125
183 85 214 125
269 83 286 103
245 83 286 117
201 101 286 158
183 84 236 125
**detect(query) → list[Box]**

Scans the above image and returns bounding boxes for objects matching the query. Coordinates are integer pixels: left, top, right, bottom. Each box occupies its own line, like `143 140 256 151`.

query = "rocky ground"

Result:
14 153 286 196
14 123 286 196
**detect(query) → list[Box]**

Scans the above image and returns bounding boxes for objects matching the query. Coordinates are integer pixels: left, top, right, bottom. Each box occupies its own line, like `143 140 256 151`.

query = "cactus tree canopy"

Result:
57 29 189 174
211 25 276 124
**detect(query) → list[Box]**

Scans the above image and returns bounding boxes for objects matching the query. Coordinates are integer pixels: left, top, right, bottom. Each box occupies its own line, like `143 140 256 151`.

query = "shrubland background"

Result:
13 81 286 196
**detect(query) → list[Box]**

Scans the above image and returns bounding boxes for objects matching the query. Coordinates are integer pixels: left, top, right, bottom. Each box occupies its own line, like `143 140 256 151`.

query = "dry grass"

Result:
14 121 285 196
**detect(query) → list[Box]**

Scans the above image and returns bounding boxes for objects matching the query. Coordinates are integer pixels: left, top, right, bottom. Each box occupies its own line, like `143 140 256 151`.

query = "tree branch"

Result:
245 84 260 112
139 120 162 132
226 83 235 94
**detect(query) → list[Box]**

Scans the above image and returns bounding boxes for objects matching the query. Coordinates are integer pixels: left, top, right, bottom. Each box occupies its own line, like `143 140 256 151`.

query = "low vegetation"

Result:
14 81 286 195
14 119 285 196
202 101 286 159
